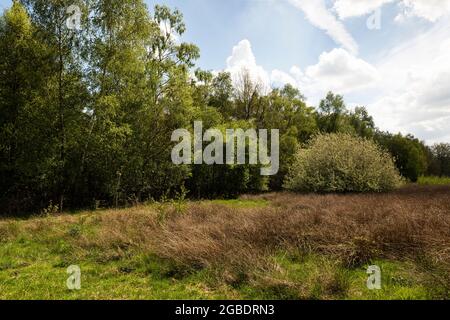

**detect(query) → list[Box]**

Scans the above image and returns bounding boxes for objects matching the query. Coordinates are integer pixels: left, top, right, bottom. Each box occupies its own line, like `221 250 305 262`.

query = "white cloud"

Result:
333 0 450 22
368 20 450 142
226 39 257 68
397 0 450 22
304 48 380 94
271 69 297 87
224 39 378 105
289 66 305 81
333 0 394 19
225 39 271 92
266 49 379 104
287 0 358 54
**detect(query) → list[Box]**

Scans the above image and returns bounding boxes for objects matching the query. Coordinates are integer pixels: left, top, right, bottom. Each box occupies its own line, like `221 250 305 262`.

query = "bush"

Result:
283 133 402 192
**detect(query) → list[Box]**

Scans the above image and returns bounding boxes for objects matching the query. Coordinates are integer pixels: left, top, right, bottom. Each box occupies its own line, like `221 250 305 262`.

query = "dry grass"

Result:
1 185 449 296
152 185 450 283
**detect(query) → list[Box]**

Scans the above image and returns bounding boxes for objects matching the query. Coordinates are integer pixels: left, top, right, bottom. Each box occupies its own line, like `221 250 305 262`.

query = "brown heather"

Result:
153 186 450 275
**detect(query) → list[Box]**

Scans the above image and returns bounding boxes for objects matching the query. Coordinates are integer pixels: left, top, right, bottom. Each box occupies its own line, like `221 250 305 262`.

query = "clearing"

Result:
0 185 449 300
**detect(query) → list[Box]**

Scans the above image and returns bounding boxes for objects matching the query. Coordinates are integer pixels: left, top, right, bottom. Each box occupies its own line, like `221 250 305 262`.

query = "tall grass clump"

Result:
284 133 403 193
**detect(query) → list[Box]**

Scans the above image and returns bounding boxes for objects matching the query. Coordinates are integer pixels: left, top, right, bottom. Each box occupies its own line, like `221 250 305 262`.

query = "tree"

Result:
375 132 428 182
258 85 317 189
317 93 376 139
131 4 199 200
20 0 89 211
0 1 57 213
81 0 154 205
186 120 269 198
234 69 265 120
430 143 450 177
317 92 354 133
209 72 234 119
349 106 375 138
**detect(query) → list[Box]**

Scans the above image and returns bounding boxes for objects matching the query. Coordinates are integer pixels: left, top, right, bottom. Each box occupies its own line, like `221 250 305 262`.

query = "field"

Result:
418 176 450 186
0 185 449 300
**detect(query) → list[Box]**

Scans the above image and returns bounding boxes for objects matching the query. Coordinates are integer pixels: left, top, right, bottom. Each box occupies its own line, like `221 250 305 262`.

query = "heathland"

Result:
1 184 448 300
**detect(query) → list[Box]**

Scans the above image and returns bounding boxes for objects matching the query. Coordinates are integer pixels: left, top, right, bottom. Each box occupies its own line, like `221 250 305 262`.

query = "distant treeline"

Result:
1 1 449 214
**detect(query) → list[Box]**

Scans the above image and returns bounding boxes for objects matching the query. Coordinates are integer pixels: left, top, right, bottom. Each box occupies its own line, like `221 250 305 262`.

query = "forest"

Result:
1 0 450 215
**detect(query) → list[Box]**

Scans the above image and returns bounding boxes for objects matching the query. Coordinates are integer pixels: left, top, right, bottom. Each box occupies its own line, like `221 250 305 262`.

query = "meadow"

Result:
0 185 448 300
418 176 450 186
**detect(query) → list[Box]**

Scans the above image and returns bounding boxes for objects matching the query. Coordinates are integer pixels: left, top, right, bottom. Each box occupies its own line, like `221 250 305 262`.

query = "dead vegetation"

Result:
153 186 450 277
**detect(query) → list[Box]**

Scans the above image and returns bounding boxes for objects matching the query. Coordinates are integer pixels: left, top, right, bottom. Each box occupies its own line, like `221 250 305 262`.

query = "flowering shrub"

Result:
284 133 403 192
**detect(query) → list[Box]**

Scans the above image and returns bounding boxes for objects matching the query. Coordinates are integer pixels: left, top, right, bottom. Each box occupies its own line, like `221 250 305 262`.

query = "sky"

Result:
1 0 450 143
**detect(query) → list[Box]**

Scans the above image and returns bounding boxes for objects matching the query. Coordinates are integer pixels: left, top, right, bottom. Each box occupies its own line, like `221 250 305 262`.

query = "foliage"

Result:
428 143 450 177
375 133 428 182
0 1 446 214
284 133 403 192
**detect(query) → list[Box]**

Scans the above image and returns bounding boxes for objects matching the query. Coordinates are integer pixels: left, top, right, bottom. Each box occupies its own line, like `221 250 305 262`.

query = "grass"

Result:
418 176 450 186
208 198 269 208
0 185 449 300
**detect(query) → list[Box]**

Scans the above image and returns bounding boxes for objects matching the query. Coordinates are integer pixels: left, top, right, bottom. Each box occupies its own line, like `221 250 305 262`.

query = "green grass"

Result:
0 241 436 300
0 198 447 300
208 198 269 208
0 240 224 300
237 254 432 300
418 176 450 186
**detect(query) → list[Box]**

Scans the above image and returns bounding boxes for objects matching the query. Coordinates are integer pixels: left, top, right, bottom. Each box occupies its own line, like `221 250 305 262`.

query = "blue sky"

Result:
1 0 450 143
147 0 429 71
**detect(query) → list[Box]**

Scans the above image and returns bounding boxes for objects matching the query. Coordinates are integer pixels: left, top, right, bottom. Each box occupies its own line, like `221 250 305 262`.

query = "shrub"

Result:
283 133 402 192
